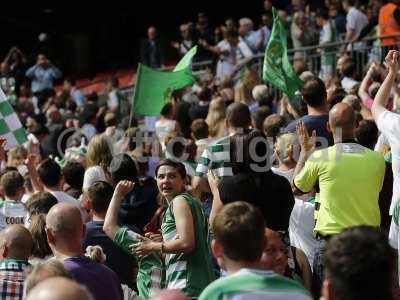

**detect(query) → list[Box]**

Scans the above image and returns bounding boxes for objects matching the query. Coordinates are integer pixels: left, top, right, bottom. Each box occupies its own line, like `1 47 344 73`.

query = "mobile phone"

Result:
144 223 160 234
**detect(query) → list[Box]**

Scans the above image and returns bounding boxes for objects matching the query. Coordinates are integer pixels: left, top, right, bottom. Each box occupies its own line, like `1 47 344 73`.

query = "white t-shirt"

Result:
289 199 317 267
375 133 390 152
320 22 333 44
346 7 368 51
377 110 400 214
49 191 79 206
0 200 28 231
271 167 294 182
107 90 119 111
83 166 107 192
21 193 31 204
341 77 360 93
49 190 88 222
216 39 253 79
155 119 176 151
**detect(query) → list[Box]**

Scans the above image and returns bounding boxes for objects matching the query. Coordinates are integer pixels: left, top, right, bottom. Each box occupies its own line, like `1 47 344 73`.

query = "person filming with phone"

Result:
25 53 62 95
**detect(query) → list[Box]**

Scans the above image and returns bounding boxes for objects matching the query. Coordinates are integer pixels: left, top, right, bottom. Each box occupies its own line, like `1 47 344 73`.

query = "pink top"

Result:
362 96 393 110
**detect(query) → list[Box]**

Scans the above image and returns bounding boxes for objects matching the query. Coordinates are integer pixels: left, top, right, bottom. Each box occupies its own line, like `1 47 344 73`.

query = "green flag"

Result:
174 46 197 71
133 46 197 116
262 7 302 101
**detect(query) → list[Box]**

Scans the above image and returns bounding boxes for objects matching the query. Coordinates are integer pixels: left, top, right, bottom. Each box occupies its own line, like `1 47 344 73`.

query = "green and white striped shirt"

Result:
195 135 233 178
162 192 216 297
114 227 164 300
389 199 400 285
199 268 312 300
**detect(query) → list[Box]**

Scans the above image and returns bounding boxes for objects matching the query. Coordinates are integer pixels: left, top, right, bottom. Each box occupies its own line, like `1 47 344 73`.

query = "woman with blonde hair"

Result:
205 97 226 138
7 146 26 168
234 67 261 111
83 134 113 191
28 214 54 264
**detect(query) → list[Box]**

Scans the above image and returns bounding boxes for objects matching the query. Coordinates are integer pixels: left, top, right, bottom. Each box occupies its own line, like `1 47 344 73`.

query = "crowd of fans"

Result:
0 0 400 300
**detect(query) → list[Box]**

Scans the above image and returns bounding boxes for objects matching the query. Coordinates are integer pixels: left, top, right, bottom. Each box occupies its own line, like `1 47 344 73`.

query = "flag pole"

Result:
128 64 140 129
128 86 136 129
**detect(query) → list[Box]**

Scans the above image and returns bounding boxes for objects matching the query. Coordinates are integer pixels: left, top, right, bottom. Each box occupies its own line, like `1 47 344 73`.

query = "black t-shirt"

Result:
118 177 159 231
189 103 209 121
218 171 295 231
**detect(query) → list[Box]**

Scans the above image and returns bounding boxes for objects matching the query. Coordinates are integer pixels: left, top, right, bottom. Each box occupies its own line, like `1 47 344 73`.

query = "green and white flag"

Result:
262 7 302 102
0 88 28 149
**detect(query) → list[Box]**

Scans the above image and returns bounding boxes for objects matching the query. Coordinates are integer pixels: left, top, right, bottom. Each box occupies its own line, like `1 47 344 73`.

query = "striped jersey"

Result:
162 192 216 297
199 268 312 300
195 135 233 178
389 199 400 285
114 227 164 300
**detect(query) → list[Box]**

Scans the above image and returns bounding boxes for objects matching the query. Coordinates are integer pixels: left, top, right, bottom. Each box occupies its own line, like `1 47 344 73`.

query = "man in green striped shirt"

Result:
192 102 252 194
199 202 312 300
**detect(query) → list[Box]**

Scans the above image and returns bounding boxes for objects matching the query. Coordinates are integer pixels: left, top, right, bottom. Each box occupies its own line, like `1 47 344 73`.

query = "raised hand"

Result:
366 62 378 77
385 50 400 74
207 169 219 195
113 180 135 199
25 153 39 169
296 121 316 154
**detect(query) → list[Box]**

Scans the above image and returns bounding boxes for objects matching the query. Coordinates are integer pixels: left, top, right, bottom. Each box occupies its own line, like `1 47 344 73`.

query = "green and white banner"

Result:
0 88 28 149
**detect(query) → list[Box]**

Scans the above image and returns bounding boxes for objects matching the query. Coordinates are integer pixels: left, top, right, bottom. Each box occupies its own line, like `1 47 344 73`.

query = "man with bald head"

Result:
45 203 122 300
26 277 93 300
292 102 385 297
0 225 33 300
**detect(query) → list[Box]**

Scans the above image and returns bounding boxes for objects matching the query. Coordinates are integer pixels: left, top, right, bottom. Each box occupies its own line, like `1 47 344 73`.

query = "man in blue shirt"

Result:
25 54 62 94
285 76 333 147
82 181 138 289
239 18 262 54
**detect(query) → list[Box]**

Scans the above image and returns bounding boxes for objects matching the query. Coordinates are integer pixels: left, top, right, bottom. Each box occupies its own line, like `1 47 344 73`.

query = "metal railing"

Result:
120 33 400 107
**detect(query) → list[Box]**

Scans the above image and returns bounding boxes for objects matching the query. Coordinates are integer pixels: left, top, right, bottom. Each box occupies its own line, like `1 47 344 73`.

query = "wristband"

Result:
161 242 165 254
